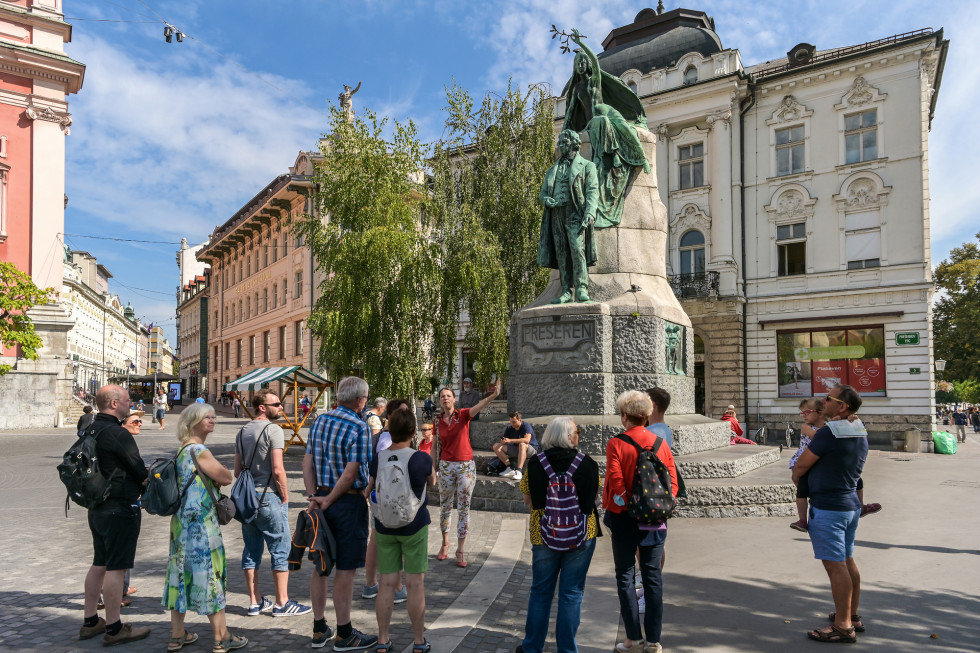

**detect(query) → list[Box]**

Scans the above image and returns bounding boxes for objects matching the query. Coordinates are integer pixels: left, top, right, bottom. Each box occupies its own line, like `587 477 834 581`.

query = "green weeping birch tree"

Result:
0 262 54 376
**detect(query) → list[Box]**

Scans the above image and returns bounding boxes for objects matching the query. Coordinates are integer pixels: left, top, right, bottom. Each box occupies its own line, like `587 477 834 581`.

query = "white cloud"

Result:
66 32 326 244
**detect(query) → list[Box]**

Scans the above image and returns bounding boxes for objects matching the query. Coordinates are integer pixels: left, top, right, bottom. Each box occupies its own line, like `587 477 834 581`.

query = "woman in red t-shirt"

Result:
434 380 501 567
604 390 678 653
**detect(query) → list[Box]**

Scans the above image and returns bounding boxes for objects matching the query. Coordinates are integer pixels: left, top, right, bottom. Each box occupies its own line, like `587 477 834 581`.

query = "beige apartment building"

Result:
197 152 322 403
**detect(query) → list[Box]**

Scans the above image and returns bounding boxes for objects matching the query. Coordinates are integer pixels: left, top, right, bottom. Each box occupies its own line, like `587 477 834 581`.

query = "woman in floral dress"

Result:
163 403 247 653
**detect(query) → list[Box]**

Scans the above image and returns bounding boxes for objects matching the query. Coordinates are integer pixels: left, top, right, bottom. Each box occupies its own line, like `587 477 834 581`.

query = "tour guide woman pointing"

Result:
434 379 501 568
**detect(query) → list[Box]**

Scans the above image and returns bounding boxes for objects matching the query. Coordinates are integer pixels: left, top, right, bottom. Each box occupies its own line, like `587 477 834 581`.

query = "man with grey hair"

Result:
304 376 377 650
538 128 600 304
365 397 387 437
79 385 150 645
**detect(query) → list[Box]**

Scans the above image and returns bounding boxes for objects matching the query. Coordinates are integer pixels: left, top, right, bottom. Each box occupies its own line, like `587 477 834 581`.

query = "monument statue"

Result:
338 81 361 122
537 129 599 304
562 29 650 229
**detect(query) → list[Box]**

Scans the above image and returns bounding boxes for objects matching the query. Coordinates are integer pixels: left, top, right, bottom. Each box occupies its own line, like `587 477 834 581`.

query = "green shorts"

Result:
376 525 429 575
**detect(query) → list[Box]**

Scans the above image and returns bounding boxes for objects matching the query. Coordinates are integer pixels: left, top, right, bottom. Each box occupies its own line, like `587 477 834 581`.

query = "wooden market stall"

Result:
223 366 333 452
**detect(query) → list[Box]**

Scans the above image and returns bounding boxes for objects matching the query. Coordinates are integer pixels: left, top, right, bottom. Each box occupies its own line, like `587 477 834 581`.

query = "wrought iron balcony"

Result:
668 271 720 299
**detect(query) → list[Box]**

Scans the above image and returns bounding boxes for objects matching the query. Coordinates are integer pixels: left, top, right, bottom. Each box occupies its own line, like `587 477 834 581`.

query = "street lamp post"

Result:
125 358 132 396
935 358 946 380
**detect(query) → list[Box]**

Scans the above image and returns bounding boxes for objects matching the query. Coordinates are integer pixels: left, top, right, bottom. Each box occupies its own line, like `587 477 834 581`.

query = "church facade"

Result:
556 7 947 437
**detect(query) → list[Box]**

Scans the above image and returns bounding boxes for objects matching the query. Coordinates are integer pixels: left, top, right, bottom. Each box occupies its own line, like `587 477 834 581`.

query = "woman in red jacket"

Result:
604 390 678 653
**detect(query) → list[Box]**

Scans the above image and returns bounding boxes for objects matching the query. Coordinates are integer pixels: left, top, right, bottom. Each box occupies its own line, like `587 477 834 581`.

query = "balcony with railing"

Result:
669 271 720 299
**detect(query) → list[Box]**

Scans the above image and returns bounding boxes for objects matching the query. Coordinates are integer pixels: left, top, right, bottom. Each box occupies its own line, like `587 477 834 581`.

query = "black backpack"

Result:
58 423 120 515
143 445 195 516
615 433 677 524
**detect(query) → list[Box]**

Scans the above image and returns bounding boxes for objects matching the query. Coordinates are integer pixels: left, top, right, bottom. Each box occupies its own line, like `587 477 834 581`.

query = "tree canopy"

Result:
0 262 53 375
933 232 980 383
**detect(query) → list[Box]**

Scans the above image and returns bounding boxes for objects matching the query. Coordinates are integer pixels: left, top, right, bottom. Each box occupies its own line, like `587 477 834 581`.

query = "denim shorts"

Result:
241 492 291 571
808 506 860 562
156 409 166 421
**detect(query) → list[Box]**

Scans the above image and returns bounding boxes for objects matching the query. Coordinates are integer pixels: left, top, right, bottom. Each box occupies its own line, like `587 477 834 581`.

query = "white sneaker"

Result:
500 467 517 478
512 470 523 481
645 643 662 653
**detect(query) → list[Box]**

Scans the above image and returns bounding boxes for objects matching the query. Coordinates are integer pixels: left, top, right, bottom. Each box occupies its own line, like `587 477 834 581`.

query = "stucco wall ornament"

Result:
655 123 669 142
707 108 732 129
772 95 807 123
848 77 873 105
846 178 880 209
764 184 817 221
25 102 72 134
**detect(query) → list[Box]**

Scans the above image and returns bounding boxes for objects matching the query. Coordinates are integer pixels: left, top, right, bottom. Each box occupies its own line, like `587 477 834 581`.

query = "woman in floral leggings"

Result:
434 380 501 568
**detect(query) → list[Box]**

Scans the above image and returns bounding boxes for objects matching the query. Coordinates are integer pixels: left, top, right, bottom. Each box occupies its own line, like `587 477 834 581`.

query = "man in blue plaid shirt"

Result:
303 376 377 651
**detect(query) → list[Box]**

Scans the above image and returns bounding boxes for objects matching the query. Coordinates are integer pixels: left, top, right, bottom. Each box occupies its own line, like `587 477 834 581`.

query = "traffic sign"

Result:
896 332 920 346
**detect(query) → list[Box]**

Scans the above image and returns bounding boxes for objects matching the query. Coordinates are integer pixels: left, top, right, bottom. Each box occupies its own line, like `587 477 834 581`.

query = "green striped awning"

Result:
223 366 332 391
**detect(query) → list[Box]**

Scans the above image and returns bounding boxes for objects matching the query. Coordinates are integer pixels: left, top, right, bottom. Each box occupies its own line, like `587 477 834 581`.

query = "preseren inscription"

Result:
522 320 596 353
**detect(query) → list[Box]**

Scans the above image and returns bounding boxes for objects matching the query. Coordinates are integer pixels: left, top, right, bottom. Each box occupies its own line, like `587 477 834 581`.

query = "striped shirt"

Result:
307 405 372 490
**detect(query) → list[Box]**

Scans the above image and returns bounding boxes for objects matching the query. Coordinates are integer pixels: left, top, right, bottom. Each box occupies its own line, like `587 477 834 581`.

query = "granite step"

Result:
675 444 783 479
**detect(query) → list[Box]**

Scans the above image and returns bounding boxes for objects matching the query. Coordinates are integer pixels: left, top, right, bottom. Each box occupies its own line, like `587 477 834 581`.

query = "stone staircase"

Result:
428 414 795 518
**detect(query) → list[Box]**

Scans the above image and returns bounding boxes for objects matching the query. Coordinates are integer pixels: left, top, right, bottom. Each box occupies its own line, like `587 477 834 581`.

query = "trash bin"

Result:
904 430 921 454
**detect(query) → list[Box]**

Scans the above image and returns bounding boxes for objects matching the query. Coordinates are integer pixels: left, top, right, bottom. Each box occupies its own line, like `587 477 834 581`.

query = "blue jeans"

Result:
521 538 596 653
605 510 666 644
241 492 290 571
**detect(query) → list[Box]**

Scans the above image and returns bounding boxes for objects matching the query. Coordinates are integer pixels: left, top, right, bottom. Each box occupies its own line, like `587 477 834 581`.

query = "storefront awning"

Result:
223 366 332 392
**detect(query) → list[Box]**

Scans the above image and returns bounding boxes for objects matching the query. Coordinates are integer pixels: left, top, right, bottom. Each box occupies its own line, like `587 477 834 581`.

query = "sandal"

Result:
456 551 468 568
213 634 248 653
412 640 431 653
807 624 856 643
376 642 392 652
436 544 449 561
125 586 138 596
120 597 133 608
828 612 865 632
168 631 199 652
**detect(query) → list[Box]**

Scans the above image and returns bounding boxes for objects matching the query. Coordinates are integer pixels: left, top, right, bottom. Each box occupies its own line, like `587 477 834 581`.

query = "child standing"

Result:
789 398 824 532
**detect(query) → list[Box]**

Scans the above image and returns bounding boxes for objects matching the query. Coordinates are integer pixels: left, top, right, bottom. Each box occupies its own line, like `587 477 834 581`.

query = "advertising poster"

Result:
777 332 812 398
848 358 885 396
812 360 846 396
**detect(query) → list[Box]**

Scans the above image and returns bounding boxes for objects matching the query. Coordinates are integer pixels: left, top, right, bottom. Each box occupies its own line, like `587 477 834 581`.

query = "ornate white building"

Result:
556 7 947 437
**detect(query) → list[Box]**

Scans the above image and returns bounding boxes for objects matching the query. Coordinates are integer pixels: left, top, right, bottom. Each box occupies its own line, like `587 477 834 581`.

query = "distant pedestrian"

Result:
418 423 434 455
154 388 168 430
232 396 242 419
645 388 674 450
792 384 867 643
165 403 246 652
78 385 150 646
722 409 755 445
952 408 968 442
970 406 980 434
367 405 434 653
77 404 95 434
304 376 377 650
493 411 538 481
365 398 388 438
604 391 679 653
434 380 501 568
235 390 310 618
517 416 599 653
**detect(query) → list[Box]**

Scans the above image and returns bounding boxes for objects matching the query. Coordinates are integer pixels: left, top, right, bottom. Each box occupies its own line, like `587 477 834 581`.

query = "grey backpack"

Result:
375 448 425 529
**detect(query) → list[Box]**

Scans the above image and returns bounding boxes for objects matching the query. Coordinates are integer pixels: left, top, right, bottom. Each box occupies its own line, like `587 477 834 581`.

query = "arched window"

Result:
683 65 698 85
628 81 638 95
679 230 706 276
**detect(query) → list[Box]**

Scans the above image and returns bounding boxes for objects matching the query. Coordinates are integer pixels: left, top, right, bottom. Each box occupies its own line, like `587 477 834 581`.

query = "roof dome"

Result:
598 25 722 77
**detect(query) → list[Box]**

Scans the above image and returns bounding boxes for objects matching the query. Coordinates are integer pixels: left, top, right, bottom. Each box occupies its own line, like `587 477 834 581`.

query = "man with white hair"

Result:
304 376 377 650
365 397 387 438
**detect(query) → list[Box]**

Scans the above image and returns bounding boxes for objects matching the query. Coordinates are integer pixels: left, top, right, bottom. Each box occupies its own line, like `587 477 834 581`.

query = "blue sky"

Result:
61 0 979 344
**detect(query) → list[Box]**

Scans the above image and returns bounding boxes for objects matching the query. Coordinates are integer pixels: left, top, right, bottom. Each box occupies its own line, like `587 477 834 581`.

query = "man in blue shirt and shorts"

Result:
792 384 868 643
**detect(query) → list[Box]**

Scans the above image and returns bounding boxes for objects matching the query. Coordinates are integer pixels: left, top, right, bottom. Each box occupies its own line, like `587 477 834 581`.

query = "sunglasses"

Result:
826 395 847 406
129 420 143 425
263 402 283 407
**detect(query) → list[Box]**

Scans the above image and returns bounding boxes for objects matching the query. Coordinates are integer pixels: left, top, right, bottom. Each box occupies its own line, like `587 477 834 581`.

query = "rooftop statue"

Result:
561 28 650 229
339 81 361 122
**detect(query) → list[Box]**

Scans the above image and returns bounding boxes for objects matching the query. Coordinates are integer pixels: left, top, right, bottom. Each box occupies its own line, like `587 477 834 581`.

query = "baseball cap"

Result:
727 404 735 411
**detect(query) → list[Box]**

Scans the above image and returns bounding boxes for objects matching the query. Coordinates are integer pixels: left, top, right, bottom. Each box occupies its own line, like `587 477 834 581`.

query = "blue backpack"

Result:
537 450 587 551
230 425 272 524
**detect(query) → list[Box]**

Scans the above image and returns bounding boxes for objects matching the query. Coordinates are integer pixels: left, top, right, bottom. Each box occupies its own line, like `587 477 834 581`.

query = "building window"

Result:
272 239 278 262
845 210 881 269
248 335 255 365
679 230 706 276
214 346 219 372
238 300 243 321
272 283 278 307
628 81 638 95
236 339 242 368
263 330 271 362
775 125 805 176
278 325 286 359
294 271 303 299
224 342 230 370
263 288 268 312
263 246 268 268
683 65 698 85
776 222 806 276
246 257 251 277
845 109 877 164
246 297 251 319
777 326 885 398
239 260 243 280
678 143 704 190
223 306 228 325
282 278 288 305
294 321 303 356
214 310 218 329
296 232 304 248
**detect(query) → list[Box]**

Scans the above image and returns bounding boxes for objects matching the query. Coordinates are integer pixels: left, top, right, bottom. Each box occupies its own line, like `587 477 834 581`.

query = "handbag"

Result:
190 449 237 525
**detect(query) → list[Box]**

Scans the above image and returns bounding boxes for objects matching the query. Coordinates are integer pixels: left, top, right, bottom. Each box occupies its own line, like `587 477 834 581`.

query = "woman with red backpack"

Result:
604 391 679 653
516 416 600 653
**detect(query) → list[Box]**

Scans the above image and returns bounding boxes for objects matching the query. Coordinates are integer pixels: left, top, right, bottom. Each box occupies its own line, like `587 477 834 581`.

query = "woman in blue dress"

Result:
163 403 247 653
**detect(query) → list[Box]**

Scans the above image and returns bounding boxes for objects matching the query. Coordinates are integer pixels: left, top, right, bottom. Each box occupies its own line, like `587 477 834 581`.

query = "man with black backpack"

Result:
77 385 151 645
603 390 679 653
234 389 311 618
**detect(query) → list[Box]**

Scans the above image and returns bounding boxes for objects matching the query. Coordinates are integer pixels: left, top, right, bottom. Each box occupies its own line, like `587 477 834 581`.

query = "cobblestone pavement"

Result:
2 418 978 652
